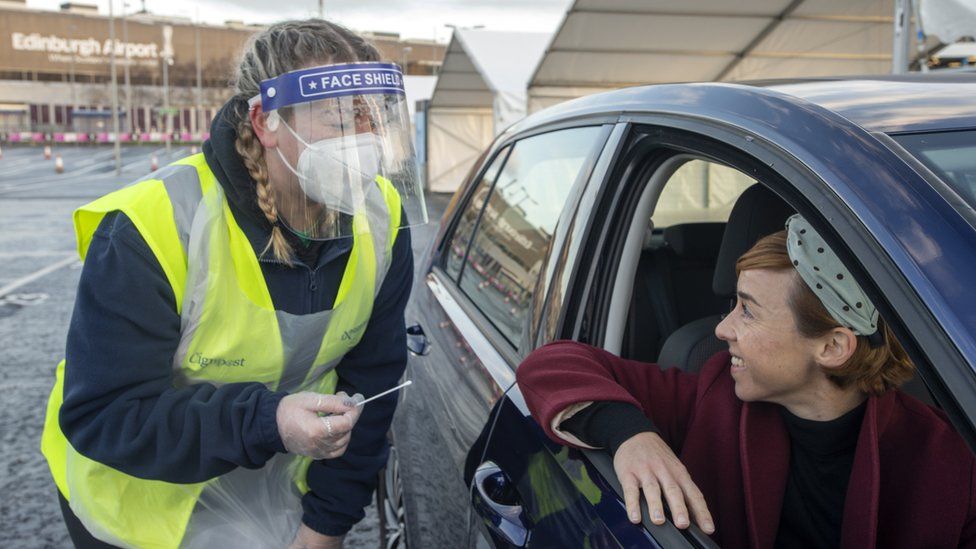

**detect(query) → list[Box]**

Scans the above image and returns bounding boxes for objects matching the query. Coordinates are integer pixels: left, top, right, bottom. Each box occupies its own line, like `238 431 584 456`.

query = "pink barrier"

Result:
0 132 206 144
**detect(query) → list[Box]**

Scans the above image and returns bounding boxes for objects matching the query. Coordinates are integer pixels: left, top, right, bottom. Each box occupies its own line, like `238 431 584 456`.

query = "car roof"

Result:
512 73 976 135
763 74 976 133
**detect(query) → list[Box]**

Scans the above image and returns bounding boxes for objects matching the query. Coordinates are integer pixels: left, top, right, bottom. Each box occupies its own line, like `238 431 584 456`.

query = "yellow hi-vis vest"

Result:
39 153 401 548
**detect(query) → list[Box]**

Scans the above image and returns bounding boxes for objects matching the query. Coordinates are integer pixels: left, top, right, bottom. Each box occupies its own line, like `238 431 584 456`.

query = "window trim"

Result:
427 267 522 379
533 123 629 349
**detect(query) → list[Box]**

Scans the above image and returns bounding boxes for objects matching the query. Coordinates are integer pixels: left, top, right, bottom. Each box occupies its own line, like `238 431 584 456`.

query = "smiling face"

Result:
715 268 826 408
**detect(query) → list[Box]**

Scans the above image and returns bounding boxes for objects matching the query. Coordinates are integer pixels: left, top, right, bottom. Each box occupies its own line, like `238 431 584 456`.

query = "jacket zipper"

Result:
258 256 320 313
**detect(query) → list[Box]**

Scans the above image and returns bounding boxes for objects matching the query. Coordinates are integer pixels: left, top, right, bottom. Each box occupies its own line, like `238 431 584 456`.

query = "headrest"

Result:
663 223 725 260
712 184 795 297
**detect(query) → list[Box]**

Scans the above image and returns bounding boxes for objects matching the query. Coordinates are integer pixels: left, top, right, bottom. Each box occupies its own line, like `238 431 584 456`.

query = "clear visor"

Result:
254 63 427 242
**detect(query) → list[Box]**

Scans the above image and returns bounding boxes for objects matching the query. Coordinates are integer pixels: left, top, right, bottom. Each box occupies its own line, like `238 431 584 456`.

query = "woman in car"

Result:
40 19 423 549
517 214 976 548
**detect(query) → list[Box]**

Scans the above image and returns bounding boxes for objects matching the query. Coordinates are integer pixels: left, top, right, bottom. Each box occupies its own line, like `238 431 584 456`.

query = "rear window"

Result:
893 130 976 209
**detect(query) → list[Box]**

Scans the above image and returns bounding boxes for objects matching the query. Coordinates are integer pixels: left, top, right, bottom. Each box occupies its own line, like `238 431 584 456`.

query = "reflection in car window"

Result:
651 159 756 228
443 147 511 282
893 130 976 210
459 127 602 346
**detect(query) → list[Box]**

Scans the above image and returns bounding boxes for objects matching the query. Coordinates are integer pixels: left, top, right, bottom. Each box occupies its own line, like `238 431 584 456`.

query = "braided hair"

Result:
230 19 380 264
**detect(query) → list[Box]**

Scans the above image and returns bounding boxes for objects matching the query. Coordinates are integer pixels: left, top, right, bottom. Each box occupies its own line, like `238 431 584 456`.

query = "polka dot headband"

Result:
785 214 880 337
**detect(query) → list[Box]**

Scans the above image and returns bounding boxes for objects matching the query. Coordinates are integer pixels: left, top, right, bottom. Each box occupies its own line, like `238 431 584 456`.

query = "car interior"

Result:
609 155 935 405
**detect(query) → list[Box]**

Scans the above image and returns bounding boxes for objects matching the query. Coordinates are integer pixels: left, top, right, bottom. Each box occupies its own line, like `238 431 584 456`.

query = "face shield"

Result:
249 62 427 241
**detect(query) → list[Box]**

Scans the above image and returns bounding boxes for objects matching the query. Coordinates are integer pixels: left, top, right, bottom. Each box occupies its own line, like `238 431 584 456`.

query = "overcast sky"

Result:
29 0 572 41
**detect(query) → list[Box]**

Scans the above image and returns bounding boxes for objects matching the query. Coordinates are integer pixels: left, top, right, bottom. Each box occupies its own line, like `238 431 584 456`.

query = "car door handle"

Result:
405 323 431 356
471 461 529 547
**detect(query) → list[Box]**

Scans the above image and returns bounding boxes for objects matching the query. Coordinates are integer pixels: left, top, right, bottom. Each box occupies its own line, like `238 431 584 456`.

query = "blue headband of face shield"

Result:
247 61 406 112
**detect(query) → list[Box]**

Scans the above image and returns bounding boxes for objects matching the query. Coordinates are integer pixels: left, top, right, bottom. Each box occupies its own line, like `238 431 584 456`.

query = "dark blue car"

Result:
377 74 976 548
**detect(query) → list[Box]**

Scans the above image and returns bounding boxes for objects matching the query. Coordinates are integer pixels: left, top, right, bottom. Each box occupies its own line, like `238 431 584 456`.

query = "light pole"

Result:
401 46 412 74
892 0 911 74
161 25 174 153
162 56 173 153
195 20 202 139
68 23 77 111
109 0 122 175
122 1 133 134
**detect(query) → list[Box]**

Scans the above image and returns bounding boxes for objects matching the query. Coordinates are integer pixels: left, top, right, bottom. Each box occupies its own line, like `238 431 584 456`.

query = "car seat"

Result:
656 184 794 372
625 222 726 362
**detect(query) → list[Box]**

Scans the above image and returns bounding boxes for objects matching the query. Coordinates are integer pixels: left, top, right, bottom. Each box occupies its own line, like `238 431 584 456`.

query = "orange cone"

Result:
44 145 52 160
150 153 159 171
55 154 64 174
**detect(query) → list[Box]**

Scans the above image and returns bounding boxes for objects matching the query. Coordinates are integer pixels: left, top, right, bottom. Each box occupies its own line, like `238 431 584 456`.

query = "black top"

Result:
775 401 866 549
559 401 657 454
561 398 867 548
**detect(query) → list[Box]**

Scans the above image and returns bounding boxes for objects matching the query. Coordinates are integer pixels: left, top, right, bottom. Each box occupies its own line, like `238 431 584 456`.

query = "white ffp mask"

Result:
277 128 381 215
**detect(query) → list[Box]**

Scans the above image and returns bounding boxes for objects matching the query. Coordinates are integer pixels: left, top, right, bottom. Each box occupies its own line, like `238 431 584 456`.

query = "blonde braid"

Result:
234 115 295 265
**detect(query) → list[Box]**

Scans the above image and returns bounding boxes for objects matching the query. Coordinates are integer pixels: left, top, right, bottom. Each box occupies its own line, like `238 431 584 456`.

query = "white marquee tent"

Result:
527 0 935 113
426 29 550 193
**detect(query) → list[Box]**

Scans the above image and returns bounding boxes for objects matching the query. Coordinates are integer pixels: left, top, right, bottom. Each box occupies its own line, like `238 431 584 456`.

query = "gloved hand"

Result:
276 391 365 459
288 524 344 549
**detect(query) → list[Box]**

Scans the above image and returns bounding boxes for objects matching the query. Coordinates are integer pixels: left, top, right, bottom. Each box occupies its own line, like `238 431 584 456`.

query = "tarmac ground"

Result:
0 144 450 548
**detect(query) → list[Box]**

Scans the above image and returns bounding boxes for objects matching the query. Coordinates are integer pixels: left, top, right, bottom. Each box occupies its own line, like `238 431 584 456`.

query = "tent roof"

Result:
431 29 550 109
529 0 925 90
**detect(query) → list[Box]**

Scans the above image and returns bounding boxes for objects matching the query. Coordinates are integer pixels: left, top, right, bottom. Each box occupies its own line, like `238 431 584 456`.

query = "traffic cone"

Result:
44 145 52 159
55 154 64 174
150 153 159 171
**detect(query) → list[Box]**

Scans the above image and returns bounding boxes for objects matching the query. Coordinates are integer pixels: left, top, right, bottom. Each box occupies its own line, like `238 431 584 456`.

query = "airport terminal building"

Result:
0 0 444 141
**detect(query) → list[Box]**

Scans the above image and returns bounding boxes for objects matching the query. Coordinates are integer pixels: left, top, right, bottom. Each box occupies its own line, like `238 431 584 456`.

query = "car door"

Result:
467 123 724 549
396 123 614 548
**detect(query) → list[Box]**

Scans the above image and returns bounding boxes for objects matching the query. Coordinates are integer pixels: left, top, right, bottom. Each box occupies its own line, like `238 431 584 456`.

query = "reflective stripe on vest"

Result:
40 153 402 548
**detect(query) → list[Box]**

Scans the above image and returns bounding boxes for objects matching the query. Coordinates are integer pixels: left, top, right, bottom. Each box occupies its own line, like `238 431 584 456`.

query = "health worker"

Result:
40 19 427 549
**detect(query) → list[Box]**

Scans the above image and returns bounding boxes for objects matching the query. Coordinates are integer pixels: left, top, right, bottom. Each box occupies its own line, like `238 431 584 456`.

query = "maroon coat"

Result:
517 341 976 548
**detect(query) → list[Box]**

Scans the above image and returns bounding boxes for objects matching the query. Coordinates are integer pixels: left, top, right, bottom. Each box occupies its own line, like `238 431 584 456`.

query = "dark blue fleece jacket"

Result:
58 99 413 537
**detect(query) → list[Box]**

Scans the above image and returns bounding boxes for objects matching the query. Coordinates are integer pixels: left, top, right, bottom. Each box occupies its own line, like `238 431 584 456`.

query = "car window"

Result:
651 159 756 228
458 127 604 347
892 130 976 210
443 147 511 282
